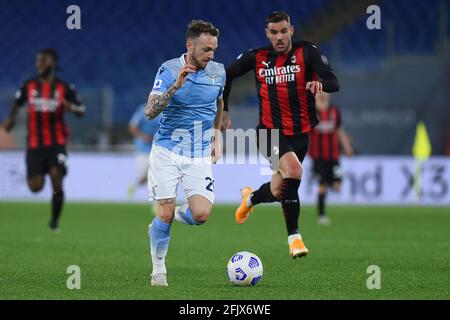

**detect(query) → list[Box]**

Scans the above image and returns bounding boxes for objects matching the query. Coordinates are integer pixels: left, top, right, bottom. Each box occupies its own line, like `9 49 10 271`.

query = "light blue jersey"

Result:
129 103 161 153
150 54 226 157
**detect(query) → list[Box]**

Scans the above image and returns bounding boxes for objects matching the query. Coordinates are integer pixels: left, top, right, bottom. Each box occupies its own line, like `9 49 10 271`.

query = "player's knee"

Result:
191 207 211 224
283 164 302 180
29 185 43 193
332 182 341 192
156 200 176 223
28 179 44 193
157 211 174 223
319 185 327 195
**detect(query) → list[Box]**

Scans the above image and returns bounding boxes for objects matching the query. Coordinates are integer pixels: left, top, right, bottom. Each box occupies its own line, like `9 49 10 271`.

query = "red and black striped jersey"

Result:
223 41 339 135
14 77 82 149
309 105 342 161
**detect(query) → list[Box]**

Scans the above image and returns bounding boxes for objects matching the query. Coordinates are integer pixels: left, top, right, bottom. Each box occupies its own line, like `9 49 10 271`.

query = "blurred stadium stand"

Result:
0 0 448 154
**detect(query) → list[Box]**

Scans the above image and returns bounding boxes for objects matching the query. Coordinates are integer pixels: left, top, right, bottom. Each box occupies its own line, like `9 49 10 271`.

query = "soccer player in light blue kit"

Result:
144 20 225 287
127 103 161 198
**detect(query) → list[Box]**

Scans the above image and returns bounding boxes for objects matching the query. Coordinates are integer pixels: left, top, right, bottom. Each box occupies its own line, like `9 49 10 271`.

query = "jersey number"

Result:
205 177 214 192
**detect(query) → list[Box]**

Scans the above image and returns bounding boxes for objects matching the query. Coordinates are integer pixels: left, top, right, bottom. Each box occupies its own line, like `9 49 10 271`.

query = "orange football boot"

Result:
235 187 254 224
289 236 309 259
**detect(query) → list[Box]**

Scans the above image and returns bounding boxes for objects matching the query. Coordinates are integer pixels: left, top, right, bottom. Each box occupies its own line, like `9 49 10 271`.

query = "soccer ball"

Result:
226 251 263 286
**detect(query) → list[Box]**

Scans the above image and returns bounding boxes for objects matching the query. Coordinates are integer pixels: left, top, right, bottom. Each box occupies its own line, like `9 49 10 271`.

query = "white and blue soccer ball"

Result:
226 251 263 286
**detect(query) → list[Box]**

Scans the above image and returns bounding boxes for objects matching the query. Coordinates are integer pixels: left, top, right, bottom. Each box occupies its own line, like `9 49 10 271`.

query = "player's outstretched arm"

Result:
145 64 195 119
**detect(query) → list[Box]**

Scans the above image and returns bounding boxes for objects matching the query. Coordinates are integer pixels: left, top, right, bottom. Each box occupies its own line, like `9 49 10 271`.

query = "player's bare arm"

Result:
221 110 232 130
3 103 20 132
145 64 196 119
211 97 224 163
338 128 354 156
214 97 224 131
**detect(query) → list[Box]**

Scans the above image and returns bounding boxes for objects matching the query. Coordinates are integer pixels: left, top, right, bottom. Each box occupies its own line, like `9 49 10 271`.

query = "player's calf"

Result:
49 168 65 231
148 216 172 286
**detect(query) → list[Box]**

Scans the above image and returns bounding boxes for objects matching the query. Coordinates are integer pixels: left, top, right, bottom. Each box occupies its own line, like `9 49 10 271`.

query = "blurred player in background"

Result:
3 48 85 232
127 103 161 198
223 12 339 258
144 20 225 286
309 92 353 225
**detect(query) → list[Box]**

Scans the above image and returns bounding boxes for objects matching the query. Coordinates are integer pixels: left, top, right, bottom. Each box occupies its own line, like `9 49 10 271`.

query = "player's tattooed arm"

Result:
145 64 196 119
145 85 178 119
144 84 178 120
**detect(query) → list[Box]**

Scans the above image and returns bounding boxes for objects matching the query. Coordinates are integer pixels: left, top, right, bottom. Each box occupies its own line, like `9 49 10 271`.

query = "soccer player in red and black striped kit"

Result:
222 12 339 258
3 49 85 232
309 92 353 225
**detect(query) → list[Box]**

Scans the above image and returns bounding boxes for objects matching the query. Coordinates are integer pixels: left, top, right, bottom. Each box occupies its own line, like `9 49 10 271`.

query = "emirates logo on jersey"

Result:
30 97 59 112
258 61 301 85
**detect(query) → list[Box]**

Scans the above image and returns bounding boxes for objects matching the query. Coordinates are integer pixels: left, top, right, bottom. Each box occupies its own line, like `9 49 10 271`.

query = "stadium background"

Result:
0 0 449 204
0 0 449 301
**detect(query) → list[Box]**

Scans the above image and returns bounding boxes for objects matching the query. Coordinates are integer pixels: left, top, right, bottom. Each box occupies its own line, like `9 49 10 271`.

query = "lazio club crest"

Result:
207 73 220 84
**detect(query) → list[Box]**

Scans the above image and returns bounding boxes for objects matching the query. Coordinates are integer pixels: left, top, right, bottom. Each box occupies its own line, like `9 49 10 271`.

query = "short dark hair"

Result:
38 48 59 68
38 48 58 62
266 11 291 25
186 19 219 40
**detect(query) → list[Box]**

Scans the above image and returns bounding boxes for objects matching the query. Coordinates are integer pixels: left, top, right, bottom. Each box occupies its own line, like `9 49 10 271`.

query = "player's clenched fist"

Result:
174 64 196 89
306 81 323 95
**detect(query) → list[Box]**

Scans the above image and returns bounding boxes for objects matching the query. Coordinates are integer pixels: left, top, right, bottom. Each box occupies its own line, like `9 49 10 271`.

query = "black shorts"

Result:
313 159 342 185
26 146 68 180
256 127 309 170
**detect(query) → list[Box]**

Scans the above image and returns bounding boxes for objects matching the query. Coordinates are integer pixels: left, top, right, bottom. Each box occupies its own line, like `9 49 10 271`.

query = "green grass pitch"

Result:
0 201 449 299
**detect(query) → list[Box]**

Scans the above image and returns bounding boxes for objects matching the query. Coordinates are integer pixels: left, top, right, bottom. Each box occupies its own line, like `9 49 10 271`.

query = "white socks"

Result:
288 233 302 245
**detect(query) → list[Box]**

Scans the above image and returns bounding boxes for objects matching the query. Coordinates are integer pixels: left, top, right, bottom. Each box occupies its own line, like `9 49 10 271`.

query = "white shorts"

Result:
136 153 150 178
148 144 215 204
